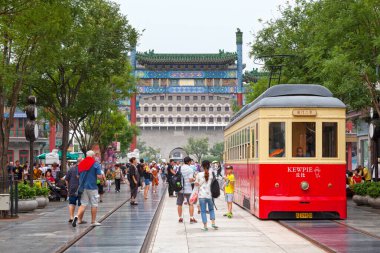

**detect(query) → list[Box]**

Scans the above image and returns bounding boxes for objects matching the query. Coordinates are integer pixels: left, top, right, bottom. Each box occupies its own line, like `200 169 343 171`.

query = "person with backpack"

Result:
176 156 197 224
195 160 218 231
223 165 235 218
113 164 123 193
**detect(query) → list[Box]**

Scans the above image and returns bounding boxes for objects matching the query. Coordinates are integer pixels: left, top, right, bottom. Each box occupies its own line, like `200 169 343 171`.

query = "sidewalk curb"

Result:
54 196 131 253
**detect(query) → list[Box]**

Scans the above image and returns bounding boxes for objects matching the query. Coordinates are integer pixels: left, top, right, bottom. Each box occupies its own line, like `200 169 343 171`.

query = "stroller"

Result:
47 180 68 201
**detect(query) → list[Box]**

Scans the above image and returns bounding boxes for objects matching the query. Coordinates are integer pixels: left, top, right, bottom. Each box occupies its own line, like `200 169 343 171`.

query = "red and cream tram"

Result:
224 84 346 219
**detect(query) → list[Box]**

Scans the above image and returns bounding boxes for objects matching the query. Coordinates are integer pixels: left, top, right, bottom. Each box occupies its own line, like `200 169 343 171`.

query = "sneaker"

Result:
190 218 197 224
91 222 101 226
227 213 232 218
223 213 229 217
68 219 73 223
72 216 78 227
212 224 219 230
201 227 208 231
178 218 183 223
78 221 87 224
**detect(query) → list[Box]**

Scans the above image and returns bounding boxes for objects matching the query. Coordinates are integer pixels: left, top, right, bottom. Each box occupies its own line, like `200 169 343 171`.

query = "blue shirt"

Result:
79 162 102 190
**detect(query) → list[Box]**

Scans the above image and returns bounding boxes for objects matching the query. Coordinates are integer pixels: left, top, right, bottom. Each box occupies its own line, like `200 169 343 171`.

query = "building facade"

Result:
4 109 50 164
130 30 244 159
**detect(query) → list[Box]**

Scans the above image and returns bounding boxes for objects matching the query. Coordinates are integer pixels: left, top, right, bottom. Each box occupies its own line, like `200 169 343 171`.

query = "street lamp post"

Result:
25 96 39 186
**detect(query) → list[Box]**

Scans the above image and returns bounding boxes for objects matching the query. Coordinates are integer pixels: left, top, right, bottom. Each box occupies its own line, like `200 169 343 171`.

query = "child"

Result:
223 165 235 218
106 169 113 192
353 168 362 184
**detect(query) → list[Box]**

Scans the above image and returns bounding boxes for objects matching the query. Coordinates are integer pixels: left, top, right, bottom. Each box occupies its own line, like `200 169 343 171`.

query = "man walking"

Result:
177 156 197 224
72 150 103 227
129 157 139 205
167 159 176 197
66 157 82 223
137 159 145 191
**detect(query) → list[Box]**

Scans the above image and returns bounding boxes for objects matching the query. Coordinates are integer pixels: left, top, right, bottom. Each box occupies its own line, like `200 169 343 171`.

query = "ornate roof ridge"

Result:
136 50 237 65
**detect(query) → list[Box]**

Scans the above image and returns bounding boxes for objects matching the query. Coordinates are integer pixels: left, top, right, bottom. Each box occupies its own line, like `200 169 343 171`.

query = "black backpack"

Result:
210 172 220 198
170 167 183 192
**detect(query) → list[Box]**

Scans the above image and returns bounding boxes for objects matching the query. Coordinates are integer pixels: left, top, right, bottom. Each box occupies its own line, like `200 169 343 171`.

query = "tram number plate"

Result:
295 212 313 219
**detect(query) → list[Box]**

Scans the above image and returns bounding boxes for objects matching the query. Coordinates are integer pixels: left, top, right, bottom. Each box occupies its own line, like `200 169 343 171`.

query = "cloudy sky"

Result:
114 0 292 70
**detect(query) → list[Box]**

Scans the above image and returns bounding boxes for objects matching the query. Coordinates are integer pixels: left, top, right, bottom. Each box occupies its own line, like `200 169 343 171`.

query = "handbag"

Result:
189 186 199 205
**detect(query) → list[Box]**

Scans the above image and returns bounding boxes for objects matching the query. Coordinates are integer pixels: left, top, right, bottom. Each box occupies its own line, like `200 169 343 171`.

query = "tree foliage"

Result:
250 0 379 111
137 141 160 162
28 0 136 171
98 111 138 161
0 0 65 177
184 137 209 162
208 142 224 162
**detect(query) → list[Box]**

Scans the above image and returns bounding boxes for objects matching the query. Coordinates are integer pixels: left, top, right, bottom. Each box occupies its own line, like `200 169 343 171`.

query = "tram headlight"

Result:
300 181 309 191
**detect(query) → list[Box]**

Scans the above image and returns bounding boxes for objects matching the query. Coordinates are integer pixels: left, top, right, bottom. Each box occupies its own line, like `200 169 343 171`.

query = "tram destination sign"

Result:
292 109 317 117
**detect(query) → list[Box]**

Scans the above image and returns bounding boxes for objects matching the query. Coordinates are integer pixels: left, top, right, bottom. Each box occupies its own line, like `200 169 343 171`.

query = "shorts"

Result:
69 196 81 206
98 184 104 194
177 193 191 206
225 193 234 203
80 189 99 207
145 178 151 185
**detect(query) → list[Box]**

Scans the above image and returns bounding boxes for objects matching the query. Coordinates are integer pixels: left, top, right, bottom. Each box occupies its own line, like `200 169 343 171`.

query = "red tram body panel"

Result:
228 163 347 219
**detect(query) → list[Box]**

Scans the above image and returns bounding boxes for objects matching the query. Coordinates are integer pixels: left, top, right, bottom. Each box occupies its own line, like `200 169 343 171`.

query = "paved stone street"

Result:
151 194 323 253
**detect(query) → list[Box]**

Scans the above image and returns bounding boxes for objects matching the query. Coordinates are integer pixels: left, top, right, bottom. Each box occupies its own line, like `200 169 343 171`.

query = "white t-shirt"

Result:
180 164 194 194
196 172 213 199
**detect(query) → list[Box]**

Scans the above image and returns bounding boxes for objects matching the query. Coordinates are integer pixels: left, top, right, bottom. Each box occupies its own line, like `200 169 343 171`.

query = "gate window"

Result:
292 122 316 157
323 122 338 157
269 122 285 157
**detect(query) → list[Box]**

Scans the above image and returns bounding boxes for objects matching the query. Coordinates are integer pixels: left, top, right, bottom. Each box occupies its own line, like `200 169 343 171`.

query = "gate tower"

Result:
129 30 244 159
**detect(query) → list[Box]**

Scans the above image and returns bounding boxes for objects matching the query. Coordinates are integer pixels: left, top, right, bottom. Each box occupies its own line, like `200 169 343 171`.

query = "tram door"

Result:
249 126 256 214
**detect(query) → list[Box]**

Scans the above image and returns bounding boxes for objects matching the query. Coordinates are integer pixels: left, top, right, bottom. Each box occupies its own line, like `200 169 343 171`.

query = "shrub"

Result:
353 182 372 196
34 185 49 197
367 185 380 198
17 183 37 200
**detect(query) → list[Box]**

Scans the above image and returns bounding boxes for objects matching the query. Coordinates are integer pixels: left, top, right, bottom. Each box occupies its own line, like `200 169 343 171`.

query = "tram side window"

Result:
292 122 316 157
255 123 259 158
322 122 338 157
269 122 285 157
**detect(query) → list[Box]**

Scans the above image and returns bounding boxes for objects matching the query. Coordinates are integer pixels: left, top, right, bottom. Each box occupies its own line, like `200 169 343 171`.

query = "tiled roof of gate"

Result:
136 50 237 65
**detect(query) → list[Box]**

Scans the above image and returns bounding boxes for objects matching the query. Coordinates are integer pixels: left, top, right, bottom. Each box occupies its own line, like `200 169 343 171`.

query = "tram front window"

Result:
292 122 316 157
323 122 338 157
269 122 285 157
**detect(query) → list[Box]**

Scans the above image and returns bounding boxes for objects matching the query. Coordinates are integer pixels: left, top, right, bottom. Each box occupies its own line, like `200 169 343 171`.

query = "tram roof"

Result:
226 84 345 130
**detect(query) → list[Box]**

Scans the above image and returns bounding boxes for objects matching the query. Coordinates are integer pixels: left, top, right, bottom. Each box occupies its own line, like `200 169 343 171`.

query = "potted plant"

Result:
34 186 49 209
352 183 370 205
17 183 38 212
367 183 380 209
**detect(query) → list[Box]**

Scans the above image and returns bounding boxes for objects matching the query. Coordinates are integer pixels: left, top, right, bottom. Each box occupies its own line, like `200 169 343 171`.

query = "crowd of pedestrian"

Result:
7 152 234 232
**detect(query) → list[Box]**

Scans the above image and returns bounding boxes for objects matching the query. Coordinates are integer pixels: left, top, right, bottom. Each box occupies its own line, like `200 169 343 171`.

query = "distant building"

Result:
129 30 244 159
4 109 50 164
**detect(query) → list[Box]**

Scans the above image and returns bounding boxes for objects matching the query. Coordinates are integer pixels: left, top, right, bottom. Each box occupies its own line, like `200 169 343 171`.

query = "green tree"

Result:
250 0 378 111
209 142 224 162
30 0 135 171
98 111 139 162
184 137 209 162
137 141 160 162
0 1 64 177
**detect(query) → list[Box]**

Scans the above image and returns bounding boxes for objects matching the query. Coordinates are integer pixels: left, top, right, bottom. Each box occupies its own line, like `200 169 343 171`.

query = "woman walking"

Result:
195 160 218 231
143 164 151 199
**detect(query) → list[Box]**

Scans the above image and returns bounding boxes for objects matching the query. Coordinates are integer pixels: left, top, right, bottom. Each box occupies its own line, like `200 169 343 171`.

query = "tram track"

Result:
278 219 380 253
55 197 131 253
